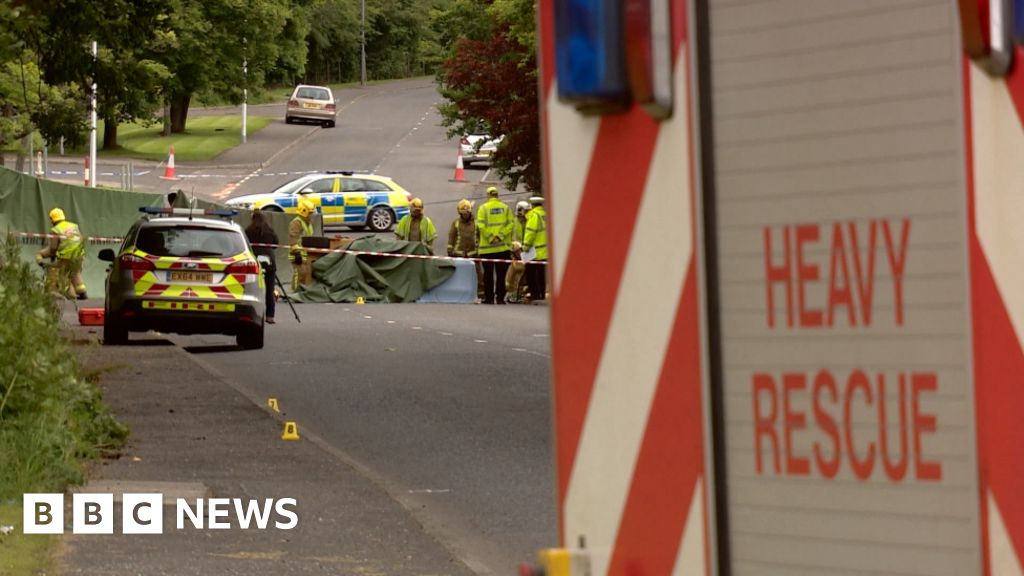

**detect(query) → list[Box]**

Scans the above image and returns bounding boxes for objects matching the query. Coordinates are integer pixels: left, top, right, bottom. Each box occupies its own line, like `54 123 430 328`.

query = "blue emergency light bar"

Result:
1014 0 1024 45
139 207 239 218
555 0 629 113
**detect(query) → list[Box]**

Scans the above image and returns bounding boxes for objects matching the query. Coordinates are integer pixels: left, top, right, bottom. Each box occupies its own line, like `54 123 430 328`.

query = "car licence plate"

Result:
302 102 320 109
169 271 212 283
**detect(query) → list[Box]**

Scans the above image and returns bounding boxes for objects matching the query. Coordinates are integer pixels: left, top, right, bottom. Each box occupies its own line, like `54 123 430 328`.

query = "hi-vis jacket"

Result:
475 198 513 255
523 206 547 261
289 216 313 258
448 217 478 257
52 220 85 260
395 215 438 245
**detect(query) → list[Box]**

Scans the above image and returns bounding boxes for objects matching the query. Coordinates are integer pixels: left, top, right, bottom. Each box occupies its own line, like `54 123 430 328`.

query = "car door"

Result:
299 177 339 224
341 178 370 225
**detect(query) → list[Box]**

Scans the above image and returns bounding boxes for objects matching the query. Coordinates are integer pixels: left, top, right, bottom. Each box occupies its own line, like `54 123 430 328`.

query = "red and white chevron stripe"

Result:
541 1 709 574
965 51 1024 576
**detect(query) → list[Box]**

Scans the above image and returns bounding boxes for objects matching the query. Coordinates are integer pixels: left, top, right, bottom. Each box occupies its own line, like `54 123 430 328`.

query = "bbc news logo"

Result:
23 494 298 534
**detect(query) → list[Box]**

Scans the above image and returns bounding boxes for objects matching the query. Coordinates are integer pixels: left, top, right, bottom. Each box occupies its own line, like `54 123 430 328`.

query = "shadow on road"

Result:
119 338 175 347
182 344 242 354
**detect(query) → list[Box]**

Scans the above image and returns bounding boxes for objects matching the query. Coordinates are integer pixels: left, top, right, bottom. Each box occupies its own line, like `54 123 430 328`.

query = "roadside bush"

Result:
0 236 127 500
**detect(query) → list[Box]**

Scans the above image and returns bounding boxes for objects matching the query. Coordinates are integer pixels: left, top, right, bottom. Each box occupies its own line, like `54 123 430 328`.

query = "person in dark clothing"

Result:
245 211 280 324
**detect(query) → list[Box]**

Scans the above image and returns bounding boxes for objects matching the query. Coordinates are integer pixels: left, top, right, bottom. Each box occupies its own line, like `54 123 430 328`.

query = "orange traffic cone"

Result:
449 144 467 183
160 147 179 180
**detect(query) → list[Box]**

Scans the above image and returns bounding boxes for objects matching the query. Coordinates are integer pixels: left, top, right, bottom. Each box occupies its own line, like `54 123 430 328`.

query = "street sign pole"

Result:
89 41 97 188
242 37 248 144
360 0 366 86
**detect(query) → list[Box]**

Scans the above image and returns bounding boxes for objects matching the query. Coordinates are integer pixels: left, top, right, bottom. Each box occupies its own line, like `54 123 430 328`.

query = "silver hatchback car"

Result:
98 208 267 349
286 84 337 128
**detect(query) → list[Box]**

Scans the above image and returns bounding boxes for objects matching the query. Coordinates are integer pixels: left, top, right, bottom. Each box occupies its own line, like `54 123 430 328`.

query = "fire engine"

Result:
535 1 1024 575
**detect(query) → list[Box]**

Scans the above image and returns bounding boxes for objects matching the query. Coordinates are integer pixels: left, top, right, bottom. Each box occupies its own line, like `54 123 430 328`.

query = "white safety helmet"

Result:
516 201 530 216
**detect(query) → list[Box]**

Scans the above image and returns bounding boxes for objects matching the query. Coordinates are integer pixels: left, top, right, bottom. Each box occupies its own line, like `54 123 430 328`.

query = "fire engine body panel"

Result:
539 0 1024 574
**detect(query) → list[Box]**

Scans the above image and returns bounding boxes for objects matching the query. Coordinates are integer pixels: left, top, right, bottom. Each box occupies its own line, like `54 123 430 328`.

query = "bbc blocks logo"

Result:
23 494 298 534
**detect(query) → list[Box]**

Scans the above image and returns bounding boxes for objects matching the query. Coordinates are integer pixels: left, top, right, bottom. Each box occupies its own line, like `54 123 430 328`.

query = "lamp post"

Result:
360 0 366 86
242 37 248 144
89 41 97 188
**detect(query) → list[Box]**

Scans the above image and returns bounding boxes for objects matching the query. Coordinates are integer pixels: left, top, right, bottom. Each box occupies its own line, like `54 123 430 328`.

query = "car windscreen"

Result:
271 177 316 196
136 226 247 258
296 87 330 100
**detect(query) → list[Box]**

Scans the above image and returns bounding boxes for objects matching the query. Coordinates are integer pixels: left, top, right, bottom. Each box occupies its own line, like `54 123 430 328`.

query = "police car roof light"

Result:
138 207 239 219
325 170 369 176
554 0 629 113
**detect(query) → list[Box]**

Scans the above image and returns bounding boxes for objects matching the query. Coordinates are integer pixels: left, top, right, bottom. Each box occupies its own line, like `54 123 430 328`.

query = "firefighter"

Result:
289 199 315 290
35 208 87 300
522 195 548 302
504 200 531 303
395 197 438 254
476 186 513 304
447 199 478 258
447 199 482 300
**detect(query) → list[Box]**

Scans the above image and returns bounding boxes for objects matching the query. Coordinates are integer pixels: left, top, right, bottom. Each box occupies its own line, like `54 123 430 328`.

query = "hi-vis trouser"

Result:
290 217 313 291
47 221 87 298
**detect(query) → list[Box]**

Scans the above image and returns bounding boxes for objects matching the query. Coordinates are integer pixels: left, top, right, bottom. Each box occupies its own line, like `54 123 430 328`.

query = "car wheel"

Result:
285 116 293 124
367 206 395 232
261 206 284 212
103 311 128 345
325 120 335 128
237 323 264 350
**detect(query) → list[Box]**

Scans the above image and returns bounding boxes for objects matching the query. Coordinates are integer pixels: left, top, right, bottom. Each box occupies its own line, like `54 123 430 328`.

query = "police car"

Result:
98 207 266 349
225 171 412 232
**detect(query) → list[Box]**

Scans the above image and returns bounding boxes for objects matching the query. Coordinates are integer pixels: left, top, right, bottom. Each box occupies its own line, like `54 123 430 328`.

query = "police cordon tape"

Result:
8 230 547 265
13 230 126 245
248 242 548 266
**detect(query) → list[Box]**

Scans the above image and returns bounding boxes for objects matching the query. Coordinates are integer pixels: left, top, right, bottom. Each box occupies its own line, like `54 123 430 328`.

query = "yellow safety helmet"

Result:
410 198 424 209
457 199 473 213
49 208 66 224
487 186 499 197
296 199 316 218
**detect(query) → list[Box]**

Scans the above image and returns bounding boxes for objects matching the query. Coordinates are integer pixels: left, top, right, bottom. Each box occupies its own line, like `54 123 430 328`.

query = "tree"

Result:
0 2 88 152
305 0 360 84
11 0 174 149
436 0 540 192
0 55 86 152
160 0 309 133
364 0 433 79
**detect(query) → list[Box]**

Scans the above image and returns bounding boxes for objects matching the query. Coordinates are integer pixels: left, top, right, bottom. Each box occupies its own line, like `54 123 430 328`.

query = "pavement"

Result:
56 310 476 576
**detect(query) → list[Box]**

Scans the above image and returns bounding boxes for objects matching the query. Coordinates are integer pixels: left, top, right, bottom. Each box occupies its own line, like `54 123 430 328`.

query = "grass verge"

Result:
63 116 274 162
0 501 52 576
0 235 128 573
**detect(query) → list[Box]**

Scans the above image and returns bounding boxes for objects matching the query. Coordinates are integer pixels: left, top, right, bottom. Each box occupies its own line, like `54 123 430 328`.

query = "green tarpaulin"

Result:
0 166 321 294
294 236 454 303
0 166 164 292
